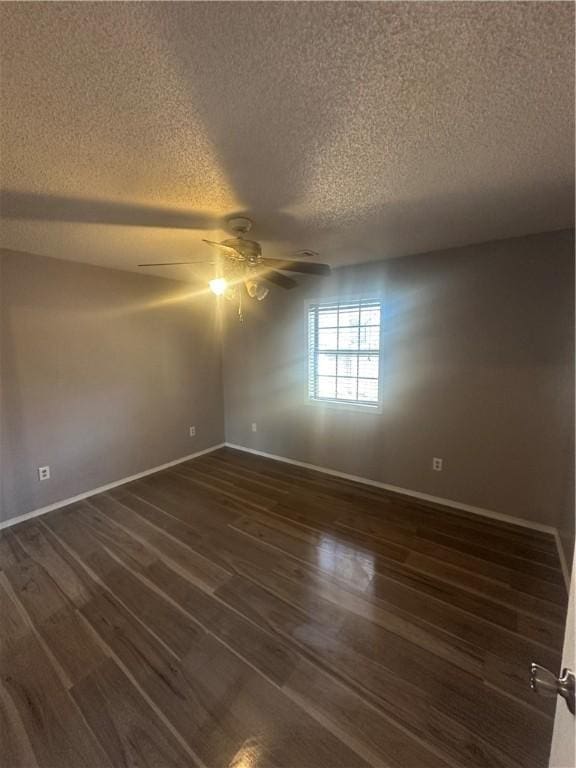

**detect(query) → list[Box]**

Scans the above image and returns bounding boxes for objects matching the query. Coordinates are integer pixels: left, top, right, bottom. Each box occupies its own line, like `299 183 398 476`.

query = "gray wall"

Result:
223 230 574 562
2 232 573 567
1 250 225 523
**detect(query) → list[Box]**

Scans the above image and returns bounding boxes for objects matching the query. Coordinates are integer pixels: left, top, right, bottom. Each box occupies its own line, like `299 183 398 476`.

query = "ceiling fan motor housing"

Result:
222 237 262 264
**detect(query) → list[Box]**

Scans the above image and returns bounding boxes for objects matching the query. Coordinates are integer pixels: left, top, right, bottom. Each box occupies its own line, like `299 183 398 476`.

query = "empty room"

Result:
0 2 574 767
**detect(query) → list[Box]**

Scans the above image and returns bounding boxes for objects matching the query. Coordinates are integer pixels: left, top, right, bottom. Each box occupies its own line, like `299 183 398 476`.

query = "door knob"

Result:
530 663 575 715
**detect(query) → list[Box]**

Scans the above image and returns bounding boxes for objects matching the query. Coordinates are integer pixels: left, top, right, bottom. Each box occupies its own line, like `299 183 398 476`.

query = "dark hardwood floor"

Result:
0 447 567 768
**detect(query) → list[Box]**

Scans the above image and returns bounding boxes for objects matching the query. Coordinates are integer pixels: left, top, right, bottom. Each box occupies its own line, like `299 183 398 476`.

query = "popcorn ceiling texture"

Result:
0 2 573 279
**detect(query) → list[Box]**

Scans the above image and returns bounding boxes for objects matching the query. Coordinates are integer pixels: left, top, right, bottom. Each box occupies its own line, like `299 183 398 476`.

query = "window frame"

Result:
306 296 384 413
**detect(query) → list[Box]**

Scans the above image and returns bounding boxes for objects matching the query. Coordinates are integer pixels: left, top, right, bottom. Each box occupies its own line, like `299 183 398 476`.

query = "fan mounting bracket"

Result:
227 216 253 235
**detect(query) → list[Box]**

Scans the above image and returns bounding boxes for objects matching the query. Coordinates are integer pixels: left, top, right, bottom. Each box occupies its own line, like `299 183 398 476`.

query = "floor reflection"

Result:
229 737 262 768
317 534 375 591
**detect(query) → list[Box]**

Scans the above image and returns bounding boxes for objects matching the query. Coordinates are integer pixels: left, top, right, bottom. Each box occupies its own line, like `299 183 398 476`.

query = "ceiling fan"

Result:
138 217 331 317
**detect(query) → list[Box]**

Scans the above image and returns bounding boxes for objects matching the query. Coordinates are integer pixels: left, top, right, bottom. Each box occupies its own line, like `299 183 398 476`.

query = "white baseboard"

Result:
0 443 225 531
2 439 569 591
225 442 570 590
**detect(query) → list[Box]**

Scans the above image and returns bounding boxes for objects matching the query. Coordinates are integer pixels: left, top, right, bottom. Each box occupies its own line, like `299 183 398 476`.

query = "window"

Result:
308 299 382 407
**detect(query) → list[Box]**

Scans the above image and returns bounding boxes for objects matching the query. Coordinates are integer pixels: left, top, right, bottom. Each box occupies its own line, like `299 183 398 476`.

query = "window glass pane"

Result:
336 377 357 400
318 311 338 328
358 379 379 402
338 327 359 350
359 325 379 350
317 376 336 398
337 354 358 377
318 327 338 350
318 353 337 376
360 307 380 326
358 355 379 378
338 308 360 327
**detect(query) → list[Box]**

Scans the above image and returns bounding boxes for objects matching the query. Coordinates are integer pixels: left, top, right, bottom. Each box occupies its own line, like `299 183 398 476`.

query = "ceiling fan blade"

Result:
261 269 298 290
260 258 331 276
0 191 216 230
138 261 215 266
202 239 243 258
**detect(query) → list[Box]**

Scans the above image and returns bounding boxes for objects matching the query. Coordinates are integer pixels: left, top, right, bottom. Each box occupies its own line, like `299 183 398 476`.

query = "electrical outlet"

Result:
251 422 257 433
432 457 443 472
38 466 50 481
189 426 196 437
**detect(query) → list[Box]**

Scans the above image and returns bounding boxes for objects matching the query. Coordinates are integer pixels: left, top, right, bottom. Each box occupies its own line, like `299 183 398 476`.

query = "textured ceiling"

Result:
1 1 574 281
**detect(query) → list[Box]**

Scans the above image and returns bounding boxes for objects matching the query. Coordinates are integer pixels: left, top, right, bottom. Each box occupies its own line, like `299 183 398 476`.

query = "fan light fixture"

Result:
138 217 331 321
246 279 269 301
209 277 228 296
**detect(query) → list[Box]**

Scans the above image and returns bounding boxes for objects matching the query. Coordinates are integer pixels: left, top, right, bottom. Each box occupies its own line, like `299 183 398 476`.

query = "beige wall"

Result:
0 250 225 523
223 230 575 563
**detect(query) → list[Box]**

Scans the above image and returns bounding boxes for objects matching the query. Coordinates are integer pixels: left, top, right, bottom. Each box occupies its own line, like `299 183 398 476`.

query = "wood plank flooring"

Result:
0 447 567 768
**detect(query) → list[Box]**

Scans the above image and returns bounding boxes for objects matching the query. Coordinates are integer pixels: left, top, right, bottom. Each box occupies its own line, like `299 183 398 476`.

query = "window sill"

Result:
306 398 382 415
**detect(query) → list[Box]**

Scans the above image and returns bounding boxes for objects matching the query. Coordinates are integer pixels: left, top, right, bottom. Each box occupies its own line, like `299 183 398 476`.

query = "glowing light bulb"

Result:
209 277 228 296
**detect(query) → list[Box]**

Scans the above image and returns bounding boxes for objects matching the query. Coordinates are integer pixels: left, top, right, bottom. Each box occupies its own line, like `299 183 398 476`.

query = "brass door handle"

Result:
530 663 575 715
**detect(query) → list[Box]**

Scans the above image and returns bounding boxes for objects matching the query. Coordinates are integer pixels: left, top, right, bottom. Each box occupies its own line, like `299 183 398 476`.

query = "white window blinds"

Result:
308 299 382 406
